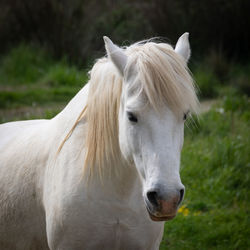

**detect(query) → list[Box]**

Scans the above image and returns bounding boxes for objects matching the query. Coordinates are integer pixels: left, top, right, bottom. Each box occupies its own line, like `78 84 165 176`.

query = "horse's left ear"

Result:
103 36 128 76
175 32 191 63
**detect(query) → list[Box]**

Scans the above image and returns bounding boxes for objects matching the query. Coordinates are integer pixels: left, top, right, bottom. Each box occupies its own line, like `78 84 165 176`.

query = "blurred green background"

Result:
0 0 249 249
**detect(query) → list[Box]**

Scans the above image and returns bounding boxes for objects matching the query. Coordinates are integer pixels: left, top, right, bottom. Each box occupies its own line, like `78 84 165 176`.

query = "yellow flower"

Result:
183 208 189 216
178 205 185 213
178 205 189 216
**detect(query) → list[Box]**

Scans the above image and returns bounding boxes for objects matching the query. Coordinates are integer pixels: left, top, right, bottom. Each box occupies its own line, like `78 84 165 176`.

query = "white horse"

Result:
0 33 198 250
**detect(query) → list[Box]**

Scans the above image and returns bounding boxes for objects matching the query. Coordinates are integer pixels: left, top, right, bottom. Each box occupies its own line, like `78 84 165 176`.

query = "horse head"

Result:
103 33 197 221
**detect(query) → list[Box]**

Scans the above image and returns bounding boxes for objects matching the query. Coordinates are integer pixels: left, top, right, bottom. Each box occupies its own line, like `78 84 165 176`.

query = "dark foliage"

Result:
0 0 249 65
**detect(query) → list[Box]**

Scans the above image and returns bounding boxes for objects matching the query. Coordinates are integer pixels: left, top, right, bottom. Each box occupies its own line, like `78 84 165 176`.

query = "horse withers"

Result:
0 33 198 249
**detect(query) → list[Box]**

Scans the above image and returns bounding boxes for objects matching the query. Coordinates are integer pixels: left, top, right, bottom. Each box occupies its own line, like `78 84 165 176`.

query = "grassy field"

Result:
0 45 249 249
0 44 88 123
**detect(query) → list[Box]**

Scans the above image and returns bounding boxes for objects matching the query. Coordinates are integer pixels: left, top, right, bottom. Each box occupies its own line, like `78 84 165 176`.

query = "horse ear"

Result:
175 32 191 63
103 36 127 76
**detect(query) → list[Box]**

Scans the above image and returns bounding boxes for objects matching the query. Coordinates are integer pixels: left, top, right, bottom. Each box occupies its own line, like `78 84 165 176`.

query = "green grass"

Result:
0 44 88 111
0 44 88 123
161 210 249 250
0 86 82 109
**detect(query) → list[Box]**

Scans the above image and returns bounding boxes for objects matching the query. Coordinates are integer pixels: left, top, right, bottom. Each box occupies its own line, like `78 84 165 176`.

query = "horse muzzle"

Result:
145 187 184 221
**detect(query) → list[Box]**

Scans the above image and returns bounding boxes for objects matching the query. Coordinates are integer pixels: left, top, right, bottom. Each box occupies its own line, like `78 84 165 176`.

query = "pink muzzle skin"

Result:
146 195 180 221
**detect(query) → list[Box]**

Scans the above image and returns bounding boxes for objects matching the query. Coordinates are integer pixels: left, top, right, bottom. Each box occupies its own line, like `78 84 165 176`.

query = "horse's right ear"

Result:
103 36 127 76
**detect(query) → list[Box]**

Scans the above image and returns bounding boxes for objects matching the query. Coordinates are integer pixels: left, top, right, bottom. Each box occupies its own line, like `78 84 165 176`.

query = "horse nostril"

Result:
147 191 159 207
179 188 184 205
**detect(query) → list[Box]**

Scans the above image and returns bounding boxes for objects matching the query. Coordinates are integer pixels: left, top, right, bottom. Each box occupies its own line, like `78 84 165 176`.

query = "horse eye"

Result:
127 112 138 123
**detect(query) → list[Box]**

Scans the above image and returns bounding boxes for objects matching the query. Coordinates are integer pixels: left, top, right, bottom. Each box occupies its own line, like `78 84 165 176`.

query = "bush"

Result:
229 64 250 96
194 67 220 98
0 44 53 85
0 44 88 88
40 62 88 87
192 51 250 99
204 49 231 81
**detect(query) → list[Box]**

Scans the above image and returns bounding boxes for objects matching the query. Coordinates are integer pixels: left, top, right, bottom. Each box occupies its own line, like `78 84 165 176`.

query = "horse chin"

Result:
148 212 176 221
146 206 176 221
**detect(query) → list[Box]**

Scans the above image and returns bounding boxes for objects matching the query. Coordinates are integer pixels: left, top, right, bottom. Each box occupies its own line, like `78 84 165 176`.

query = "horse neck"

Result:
53 83 141 200
87 163 141 201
